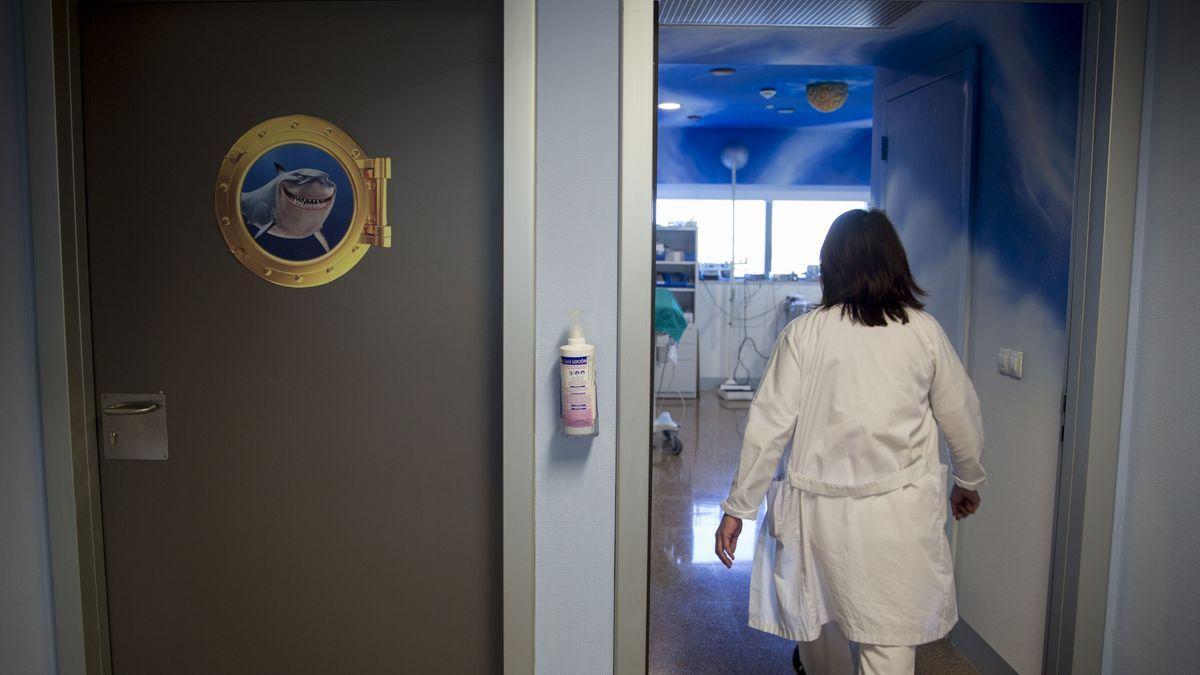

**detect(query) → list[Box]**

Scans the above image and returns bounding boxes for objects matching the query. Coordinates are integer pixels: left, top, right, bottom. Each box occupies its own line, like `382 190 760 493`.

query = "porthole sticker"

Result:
214 115 391 287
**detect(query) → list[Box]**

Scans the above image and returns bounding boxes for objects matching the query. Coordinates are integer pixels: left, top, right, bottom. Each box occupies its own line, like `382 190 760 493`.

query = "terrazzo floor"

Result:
648 392 979 675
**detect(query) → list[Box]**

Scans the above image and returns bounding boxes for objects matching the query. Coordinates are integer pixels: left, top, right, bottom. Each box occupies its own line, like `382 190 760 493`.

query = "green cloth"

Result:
654 288 687 342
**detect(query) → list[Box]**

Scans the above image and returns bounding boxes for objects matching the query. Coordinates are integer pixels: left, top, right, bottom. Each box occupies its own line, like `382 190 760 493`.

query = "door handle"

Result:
103 401 160 416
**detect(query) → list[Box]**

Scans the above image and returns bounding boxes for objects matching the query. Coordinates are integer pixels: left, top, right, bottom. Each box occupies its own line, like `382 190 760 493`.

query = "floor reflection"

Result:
648 393 979 675
691 504 757 565
649 394 801 674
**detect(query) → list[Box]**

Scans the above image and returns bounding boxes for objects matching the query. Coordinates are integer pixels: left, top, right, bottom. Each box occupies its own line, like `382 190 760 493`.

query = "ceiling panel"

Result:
659 0 923 28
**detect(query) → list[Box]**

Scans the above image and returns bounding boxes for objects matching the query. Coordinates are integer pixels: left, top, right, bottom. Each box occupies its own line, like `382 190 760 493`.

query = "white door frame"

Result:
611 1 1149 674
614 1 656 673
503 1 537 673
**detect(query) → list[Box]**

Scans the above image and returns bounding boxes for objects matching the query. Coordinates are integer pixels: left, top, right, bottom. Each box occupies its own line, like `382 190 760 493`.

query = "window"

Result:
770 200 868 276
655 199 766 276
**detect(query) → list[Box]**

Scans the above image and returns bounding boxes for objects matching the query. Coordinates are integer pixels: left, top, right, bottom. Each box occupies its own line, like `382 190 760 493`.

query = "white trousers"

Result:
796 622 917 675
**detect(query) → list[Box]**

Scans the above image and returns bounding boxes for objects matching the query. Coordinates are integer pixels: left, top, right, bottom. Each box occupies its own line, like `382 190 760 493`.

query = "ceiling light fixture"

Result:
759 87 777 100
806 81 849 113
777 107 796 114
658 102 682 110
709 67 736 76
687 114 702 121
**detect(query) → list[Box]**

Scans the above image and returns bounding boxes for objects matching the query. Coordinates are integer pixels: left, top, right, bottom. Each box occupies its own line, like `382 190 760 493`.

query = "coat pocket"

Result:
767 479 800 542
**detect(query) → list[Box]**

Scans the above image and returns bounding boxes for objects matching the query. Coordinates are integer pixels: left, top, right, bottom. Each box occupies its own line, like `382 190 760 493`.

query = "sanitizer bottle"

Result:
560 309 597 436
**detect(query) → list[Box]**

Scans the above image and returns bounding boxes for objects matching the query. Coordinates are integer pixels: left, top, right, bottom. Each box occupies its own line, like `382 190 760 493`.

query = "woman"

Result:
715 209 985 675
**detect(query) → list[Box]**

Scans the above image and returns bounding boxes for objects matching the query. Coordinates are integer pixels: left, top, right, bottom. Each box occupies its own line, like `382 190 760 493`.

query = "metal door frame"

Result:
25 0 108 671
24 1 537 673
613 1 1149 674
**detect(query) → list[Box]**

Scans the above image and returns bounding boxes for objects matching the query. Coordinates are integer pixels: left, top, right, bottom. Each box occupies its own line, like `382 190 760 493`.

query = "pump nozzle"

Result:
568 309 586 344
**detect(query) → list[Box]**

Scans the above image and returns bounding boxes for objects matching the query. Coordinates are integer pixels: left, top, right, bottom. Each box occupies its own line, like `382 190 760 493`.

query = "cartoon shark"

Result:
240 163 337 252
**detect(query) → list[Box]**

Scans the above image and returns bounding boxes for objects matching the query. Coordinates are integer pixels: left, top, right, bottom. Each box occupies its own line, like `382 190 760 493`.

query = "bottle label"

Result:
561 355 595 428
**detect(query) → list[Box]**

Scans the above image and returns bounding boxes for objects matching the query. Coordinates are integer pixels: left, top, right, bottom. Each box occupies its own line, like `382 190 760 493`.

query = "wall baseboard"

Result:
949 619 1017 675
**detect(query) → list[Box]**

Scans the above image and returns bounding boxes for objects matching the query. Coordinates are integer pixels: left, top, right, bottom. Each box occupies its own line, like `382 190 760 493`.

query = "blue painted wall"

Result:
658 125 871 185
869 5 1084 673
874 5 1083 316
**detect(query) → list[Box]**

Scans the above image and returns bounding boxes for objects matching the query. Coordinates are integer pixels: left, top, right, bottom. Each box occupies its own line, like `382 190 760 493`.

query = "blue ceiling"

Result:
653 3 967 130
658 63 874 129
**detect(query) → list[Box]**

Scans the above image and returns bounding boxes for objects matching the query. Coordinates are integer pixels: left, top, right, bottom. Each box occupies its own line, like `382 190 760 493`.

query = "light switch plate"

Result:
997 348 1024 380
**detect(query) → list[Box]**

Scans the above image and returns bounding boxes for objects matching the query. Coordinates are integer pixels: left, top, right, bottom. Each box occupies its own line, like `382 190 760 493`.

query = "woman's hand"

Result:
715 514 743 568
950 485 981 520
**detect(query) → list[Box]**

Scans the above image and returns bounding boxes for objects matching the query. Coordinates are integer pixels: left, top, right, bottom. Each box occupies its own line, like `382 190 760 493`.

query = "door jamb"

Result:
503 0 537 673
614 1 655 673
1045 1 1148 673
25 0 111 672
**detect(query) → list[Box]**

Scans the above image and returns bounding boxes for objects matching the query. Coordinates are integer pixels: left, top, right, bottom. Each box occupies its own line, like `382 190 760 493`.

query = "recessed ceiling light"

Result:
765 104 774 110
687 114 702 121
759 87 777 99
709 67 736 76
777 107 796 114
658 102 682 110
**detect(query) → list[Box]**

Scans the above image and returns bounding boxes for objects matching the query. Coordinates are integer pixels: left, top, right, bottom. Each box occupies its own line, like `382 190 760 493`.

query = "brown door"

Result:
81 2 501 672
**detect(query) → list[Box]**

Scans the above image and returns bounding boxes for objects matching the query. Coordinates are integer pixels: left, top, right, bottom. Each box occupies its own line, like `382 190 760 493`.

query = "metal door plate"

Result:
101 393 169 460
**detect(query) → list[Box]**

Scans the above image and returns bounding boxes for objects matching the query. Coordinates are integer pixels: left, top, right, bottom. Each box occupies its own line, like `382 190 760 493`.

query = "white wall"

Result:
1104 1 1200 670
695 280 821 387
1 0 58 670
534 1 619 672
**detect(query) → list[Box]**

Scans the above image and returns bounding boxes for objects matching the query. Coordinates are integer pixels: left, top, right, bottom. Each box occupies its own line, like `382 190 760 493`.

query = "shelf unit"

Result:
654 225 698 398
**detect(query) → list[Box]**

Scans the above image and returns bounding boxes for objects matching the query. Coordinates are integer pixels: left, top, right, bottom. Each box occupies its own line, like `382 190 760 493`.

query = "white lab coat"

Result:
721 307 985 647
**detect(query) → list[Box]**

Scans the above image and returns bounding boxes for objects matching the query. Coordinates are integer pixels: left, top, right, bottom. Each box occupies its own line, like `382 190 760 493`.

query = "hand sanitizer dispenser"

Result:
560 309 597 436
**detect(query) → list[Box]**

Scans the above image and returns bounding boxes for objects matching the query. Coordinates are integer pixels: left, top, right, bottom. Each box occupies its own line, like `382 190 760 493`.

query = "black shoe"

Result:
792 645 805 674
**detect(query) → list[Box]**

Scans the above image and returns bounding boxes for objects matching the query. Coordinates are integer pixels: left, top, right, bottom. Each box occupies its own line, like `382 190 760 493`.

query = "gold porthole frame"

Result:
214 114 391 288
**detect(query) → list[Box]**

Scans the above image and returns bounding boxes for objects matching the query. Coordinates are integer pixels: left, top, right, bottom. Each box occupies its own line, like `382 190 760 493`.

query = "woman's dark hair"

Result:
818 208 925 327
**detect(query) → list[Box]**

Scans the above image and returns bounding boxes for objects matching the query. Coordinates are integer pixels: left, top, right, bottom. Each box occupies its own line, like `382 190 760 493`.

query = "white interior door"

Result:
878 49 979 358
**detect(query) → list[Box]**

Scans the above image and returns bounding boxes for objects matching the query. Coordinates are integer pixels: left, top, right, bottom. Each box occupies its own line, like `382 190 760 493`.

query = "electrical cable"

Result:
702 282 789 323
652 339 690 438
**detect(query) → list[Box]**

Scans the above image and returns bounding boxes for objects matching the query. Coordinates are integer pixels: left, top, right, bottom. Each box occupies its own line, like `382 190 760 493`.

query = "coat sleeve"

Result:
929 322 987 490
720 332 803 520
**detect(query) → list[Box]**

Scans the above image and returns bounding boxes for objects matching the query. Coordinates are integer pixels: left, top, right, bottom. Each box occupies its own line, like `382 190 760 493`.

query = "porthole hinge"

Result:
357 156 392 248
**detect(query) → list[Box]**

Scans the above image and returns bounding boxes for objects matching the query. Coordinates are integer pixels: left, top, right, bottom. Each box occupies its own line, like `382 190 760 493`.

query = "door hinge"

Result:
357 156 392 248
880 136 889 162
1059 391 1068 444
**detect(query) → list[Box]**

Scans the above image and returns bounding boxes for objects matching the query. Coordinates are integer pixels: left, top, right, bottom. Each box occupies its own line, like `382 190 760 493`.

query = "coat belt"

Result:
769 456 940 544
787 455 937 498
